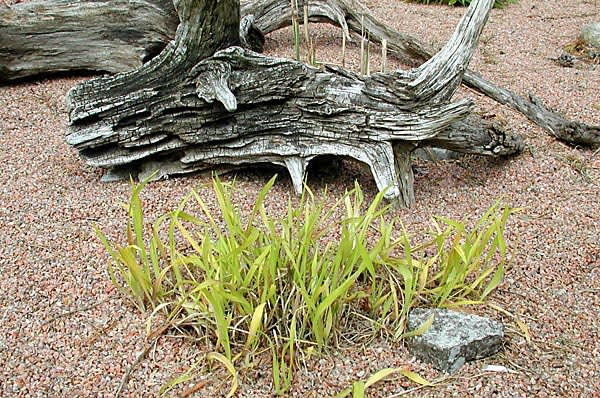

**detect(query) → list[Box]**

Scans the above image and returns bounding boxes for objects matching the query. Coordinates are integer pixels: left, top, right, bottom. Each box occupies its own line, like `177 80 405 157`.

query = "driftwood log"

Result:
66 0 497 207
1 0 597 146
0 0 264 78
0 0 178 77
245 0 600 146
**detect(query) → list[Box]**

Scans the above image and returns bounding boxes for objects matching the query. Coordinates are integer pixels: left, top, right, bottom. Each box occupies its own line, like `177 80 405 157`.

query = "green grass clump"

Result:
410 0 517 7
96 175 516 395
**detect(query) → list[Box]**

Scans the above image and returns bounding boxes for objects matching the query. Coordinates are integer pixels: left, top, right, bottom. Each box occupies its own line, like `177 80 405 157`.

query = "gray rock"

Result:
581 22 600 56
407 308 504 373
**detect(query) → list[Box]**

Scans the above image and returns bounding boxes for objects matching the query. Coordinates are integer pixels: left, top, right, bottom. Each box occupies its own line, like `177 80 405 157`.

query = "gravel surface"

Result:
1 0 599 397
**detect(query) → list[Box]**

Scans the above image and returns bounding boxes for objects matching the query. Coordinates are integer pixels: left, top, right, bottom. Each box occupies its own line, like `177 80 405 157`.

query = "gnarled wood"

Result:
0 0 522 157
0 0 178 81
254 0 598 146
2 0 592 146
66 0 495 207
462 71 600 146
0 0 264 82
423 115 522 156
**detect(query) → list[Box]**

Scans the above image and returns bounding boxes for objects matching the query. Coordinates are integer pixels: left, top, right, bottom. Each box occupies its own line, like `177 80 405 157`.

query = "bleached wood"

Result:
1 0 595 146
0 0 178 81
66 0 495 207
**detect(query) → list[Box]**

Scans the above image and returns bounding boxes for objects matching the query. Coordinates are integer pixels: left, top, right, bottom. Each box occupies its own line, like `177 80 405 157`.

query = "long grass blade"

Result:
207 352 239 398
399 369 434 386
399 313 434 339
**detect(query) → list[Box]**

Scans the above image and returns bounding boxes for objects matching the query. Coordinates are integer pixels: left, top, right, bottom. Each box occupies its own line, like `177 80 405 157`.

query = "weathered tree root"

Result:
462 71 600 146
2 0 594 146
245 0 599 147
0 0 524 157
66 0 496 207
0 0 178 79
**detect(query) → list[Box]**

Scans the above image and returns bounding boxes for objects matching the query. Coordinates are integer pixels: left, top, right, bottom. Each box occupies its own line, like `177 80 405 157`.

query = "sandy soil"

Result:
0 0 599 397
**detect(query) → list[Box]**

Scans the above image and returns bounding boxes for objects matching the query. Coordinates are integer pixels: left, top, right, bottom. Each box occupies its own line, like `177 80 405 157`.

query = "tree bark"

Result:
66 0 496 207
244 0 600 146
2 0 593 146
0 0 178 80
462 71 600 146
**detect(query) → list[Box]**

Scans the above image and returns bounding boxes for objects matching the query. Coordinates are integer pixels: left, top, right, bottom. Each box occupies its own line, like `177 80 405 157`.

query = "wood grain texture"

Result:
2 0 592 146
0 0 178 81
66 0 496 207
254 0 598 146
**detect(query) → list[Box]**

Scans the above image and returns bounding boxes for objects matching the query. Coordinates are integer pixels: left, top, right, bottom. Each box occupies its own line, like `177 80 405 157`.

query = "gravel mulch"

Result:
1 0 599 397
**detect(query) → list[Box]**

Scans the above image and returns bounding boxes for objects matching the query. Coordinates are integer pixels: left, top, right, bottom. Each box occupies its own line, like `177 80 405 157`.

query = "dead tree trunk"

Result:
2 0 595 147
243 0 600 146
66 0 495 207
0 0 523 158
0 0 265 80
0 0 179 79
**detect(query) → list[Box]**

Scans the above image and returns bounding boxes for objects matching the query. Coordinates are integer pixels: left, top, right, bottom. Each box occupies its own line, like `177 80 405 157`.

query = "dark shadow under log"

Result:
66 0 497 207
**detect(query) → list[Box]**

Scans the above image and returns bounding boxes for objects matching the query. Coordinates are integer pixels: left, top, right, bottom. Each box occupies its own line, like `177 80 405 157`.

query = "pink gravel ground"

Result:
0 0 599 397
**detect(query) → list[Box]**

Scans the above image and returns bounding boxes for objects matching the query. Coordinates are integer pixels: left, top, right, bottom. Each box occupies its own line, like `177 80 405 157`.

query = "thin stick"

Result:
115 338 157 398
381 38 388 73
290 0 300 61
180 380 209 398
366 35 370 76
115 320 173 397
86 317 121 345
43 297 115 325
303 4 310 44
341 30 346 68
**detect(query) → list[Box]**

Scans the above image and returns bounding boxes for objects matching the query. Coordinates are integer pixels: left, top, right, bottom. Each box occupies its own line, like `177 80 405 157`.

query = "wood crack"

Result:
64 0 497 207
